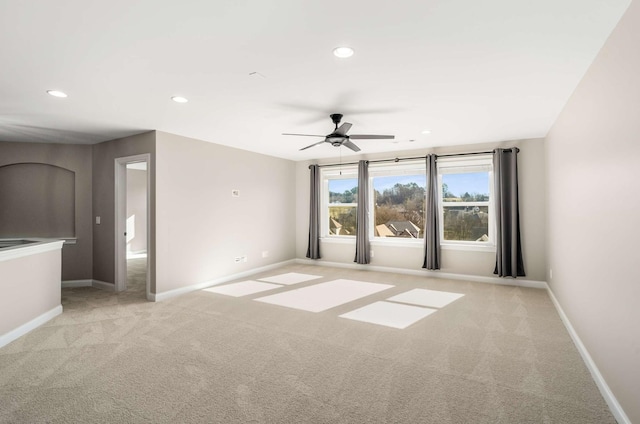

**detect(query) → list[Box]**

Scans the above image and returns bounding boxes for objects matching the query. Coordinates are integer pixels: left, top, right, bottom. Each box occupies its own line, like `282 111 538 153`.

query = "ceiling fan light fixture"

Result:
172 96 188 103
333 47 354 58
47 90 67 98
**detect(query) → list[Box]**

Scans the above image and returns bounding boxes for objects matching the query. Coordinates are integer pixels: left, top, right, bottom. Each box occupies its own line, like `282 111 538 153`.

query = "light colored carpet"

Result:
126 256 147 295
0 263 615 423
255 279 393 312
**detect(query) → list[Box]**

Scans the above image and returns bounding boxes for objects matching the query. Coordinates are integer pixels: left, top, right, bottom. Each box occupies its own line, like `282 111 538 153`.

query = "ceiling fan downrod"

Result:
330 113 343 130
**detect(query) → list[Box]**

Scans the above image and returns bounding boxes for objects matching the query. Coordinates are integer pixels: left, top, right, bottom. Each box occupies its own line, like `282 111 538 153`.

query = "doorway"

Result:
115 154 151 300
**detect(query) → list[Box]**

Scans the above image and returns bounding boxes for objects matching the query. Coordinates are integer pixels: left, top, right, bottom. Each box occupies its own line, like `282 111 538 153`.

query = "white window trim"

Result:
318 156 497 252
370 238 424 248
321 166 358 239
320 237 355 245
437 155 495 251
369 160 426 243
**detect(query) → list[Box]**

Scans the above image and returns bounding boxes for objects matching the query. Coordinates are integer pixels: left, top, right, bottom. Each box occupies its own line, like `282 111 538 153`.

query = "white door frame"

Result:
114 153 151 299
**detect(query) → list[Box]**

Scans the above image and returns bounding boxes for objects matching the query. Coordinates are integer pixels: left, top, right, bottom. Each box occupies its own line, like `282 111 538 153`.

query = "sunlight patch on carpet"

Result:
387 289 464 308
340 301 438 329
257 272 323 285
203 281 283 297
255 279 393 312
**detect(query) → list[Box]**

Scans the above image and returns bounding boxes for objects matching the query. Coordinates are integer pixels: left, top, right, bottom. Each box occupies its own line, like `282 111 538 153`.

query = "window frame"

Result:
368 160 427 245
437 155 495 251
319 156 496 252
320 166 359 239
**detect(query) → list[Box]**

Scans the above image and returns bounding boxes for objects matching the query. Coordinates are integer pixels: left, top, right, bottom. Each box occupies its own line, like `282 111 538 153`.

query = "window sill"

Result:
320 237 356 245
320 237 495 252
371 239 423 248
441 243 495 252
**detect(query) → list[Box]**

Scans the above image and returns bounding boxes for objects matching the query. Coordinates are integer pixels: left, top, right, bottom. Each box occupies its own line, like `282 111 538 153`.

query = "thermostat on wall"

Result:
231 189 240 197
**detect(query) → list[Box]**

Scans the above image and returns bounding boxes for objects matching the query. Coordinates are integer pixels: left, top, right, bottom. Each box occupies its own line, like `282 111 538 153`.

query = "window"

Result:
437 156 494 247
371 162 426 240
322 167 358 237
319 156 494 250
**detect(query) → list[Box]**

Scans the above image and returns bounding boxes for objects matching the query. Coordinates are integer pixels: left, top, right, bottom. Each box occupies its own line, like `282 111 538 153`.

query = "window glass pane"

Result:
328 206 356 236
443 205 490 241
442 172 489 201
373 174 426 239
329 179 358 204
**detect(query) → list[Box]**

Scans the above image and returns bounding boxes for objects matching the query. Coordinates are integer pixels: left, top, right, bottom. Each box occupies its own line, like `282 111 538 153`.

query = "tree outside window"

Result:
441 171 491 243
327 178 357 236
373 175 426 239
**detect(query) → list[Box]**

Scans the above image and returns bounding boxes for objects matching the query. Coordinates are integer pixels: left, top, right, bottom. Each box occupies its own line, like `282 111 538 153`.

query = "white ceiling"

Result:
0 0 631 161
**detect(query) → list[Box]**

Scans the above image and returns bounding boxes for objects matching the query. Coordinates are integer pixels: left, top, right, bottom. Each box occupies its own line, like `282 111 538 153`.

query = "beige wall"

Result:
92 131 156 290
0 245 62 337
545 1 640 421
154 131 296 295
0 163 75 238
295 138 547 281
126 167 148 254
0 142 92 281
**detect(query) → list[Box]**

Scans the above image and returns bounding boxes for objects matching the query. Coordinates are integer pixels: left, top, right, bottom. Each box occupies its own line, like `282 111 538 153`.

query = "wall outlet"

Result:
549 269 553 279
95 216 101 225
231 189 240 197
370 250 374 258
262 251 269 258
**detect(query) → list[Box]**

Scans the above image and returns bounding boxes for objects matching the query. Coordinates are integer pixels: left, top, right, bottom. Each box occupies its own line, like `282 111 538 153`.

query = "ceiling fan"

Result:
282 113 394 152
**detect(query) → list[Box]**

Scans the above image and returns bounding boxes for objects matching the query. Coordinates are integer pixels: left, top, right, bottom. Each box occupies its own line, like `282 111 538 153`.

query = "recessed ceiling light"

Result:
47 90 67 98
172 96 188 103
333 47 354 58
421 130 431 135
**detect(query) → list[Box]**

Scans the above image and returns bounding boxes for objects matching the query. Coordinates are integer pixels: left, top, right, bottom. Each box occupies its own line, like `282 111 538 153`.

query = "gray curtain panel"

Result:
423 154 441 270
354 160 370 264
493 148 525 277
306 165 321 259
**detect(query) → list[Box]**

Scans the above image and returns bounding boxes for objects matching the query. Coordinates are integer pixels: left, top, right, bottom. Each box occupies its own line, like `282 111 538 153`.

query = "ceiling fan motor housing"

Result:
330 113 343 126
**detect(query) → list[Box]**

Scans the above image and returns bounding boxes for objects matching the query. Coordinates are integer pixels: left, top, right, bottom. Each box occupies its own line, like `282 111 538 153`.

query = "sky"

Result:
329 172 489 196
329 178 358 193
443 172 489 196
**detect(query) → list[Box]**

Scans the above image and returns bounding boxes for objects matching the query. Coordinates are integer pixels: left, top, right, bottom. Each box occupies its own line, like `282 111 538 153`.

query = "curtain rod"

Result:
310 148 519 169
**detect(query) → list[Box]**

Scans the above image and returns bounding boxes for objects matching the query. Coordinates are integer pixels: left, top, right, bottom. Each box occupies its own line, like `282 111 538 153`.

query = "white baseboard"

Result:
92 280 115 291
0 305 63 349
61 279 93 288
127 251 148 259
546 286 630 424
152 259 297 302
61 279 115 291
295 258 547 289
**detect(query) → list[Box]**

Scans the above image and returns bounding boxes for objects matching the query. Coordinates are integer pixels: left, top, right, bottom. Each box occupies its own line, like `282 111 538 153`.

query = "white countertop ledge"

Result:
0 240 65 262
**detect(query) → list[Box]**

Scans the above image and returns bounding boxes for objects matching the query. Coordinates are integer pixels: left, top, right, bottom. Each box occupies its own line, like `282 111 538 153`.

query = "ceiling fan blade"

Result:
349 134 395 140
342 140 361 152
335 122 352 136
299 140 327 151
282 133 326 137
